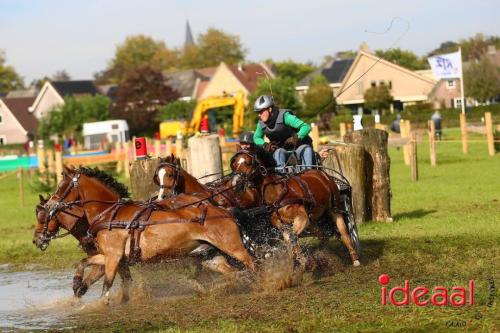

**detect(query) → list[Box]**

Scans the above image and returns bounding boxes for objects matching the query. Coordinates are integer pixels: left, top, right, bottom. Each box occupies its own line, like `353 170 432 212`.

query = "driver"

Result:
252 95 314 169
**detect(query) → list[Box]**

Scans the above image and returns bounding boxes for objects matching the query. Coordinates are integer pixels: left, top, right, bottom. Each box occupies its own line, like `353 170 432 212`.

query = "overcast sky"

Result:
1 0 499 84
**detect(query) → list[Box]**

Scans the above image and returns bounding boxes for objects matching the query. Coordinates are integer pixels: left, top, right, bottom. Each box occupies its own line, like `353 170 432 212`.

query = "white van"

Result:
82 120 129 150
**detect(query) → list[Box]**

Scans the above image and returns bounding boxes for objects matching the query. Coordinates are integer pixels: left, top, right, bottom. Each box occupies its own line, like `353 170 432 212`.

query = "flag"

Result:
427 51 462 79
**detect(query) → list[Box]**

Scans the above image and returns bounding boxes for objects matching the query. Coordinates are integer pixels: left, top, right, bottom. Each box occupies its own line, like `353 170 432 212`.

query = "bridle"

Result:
154 162 181 196
230 150 268 183
37 173 85 250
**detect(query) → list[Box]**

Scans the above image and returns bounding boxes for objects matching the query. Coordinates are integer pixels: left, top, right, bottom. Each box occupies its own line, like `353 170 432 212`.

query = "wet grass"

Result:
0 132 499 332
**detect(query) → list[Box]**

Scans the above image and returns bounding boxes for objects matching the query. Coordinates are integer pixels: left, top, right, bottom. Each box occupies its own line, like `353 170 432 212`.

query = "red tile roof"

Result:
227 64 271 93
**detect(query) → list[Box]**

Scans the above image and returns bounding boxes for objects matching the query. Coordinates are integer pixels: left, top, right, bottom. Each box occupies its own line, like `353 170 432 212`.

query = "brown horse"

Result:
33 166 256 303
154 154 260 209
230 150 360 267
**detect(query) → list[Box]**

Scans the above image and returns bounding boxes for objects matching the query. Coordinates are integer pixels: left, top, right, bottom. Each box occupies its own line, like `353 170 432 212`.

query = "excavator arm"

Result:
189 91 245 135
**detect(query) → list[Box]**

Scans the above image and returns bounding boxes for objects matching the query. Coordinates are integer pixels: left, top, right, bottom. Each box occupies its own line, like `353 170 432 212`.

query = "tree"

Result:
428 34 500 61
110 66 179 135
245 76 302 129
0 50 24 94
155 99 196 122
375 48 428 70
272 60 316 82
38 95 111 139
363 85 393 113
302 75 335 129
464 57 500 103
52 70 71 81
180 28 246 68
96 35 178 84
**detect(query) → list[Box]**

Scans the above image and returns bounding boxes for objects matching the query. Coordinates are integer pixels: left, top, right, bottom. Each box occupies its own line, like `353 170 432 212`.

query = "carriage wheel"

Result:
341 193 360 256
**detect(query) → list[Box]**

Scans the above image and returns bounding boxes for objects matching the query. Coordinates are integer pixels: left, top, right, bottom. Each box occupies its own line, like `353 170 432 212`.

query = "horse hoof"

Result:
353 260 361 267
75 285 88 297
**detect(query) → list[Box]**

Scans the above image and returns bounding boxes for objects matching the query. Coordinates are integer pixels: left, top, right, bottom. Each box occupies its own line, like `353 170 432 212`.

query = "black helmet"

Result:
239 131 254 145
254 95 274 112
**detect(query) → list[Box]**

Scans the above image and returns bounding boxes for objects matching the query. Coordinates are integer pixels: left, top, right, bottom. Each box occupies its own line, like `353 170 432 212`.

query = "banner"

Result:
427 51 462 79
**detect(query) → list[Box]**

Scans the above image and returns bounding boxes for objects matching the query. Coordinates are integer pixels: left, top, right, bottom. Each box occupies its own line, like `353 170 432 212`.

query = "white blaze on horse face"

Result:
237 157 246 169
157 168 167 201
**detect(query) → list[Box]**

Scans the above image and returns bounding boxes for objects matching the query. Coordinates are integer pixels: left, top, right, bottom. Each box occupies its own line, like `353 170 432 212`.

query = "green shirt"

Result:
253 112 311 146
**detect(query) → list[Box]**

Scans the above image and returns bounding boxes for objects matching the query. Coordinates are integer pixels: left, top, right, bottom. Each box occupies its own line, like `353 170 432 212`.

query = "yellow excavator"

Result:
159 91 245 138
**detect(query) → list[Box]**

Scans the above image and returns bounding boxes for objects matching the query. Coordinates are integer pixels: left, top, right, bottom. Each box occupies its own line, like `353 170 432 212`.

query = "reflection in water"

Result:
0 267 99 330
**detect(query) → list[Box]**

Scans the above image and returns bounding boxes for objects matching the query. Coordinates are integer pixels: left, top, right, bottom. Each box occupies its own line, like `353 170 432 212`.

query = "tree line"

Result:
0 30 498 138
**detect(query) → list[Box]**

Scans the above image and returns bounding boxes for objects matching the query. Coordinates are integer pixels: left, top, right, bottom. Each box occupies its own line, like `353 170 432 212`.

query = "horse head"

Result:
33 165 125 251
154 154 184 200
230 150 267 188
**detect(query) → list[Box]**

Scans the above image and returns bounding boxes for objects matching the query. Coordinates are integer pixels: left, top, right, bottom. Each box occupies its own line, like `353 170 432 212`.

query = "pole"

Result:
18 167 24 208
485 112 495 156
410 133 418 182
459 47 466 115
428 120 437 166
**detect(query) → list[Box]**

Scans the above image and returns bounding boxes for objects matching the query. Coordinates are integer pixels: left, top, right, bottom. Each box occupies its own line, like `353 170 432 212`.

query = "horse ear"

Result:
38 194 47 204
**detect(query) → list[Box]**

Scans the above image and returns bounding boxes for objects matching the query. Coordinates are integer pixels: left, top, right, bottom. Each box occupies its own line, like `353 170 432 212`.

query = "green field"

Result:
0 128 498 332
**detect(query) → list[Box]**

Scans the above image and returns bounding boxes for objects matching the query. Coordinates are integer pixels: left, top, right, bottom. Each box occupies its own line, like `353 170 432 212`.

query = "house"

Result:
162 67 216 101
296 44 438 112
335 45 437 111
29 80 98 119
199 62 275 103
296 58 354 98
0 97 37 144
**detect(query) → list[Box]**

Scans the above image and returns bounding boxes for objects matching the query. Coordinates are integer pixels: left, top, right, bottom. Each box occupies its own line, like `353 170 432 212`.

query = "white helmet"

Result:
254 95 274 112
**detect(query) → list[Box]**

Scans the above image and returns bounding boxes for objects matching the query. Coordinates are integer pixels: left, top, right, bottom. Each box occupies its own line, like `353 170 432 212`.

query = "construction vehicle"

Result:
159 91 245 138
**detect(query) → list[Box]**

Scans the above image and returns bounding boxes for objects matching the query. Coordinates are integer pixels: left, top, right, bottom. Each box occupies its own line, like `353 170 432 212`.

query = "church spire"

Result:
185 20 195 48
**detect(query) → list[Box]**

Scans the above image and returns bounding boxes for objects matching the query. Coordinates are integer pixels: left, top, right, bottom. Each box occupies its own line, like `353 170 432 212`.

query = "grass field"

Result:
0 128 498 332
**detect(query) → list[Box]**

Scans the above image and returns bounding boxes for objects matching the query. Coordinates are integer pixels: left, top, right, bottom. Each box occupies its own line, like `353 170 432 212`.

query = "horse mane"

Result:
76 167 130 198
159 154 180 167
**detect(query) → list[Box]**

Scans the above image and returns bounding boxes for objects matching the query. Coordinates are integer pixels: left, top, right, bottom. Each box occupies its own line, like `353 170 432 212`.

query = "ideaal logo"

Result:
378 274 474 306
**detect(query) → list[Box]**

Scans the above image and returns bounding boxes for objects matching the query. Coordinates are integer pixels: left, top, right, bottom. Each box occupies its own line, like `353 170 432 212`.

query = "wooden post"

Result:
339 123 347 140
485 112 495 156
322 143 367 224
344 129 392 222
115 142 122 174
410 133 418 182
37 144 46 174
460 113 468 154
402 120 411 166
428 120 437 167
129 159 161 200
18 167 24 208
311 123 320 151
55 149 63 183
188 135 223 184
165 139 172 156
219 135 228 170
47 149 55 174
175 138 183 158
123 141 130 179
132 136 137 160
154 139 161 158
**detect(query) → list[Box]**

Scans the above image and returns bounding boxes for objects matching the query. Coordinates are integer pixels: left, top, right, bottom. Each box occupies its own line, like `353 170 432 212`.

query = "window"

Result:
0 114 2 124
454 97 463 109
371 81 376 88
447 80 455 89
379 81 385 86
0 136 5 145
111 124 119 130
388 81 393 90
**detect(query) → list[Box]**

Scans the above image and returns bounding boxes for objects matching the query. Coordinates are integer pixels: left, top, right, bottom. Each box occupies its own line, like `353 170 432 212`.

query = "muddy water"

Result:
0 265 99 331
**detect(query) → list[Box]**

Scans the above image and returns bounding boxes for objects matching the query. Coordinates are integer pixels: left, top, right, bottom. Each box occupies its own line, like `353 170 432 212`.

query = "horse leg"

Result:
207 234 256 273
73 255 105 297
101 254 123 305
202 255 238 275
282 206 309 269
333 212 360 266
117 259 132 304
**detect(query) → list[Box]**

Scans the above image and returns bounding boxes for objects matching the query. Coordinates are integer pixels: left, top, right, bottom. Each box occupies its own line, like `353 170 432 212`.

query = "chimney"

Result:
360 42 370 53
